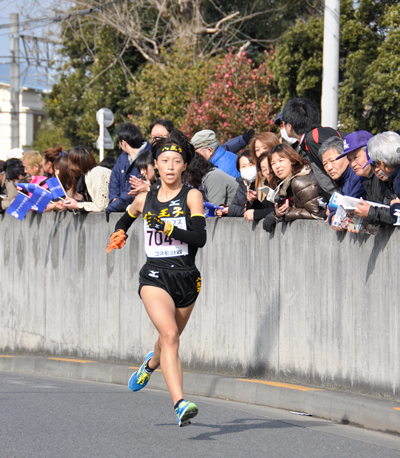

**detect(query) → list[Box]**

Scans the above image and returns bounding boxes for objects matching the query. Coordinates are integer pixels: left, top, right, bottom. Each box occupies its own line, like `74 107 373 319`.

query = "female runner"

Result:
106 130 206 427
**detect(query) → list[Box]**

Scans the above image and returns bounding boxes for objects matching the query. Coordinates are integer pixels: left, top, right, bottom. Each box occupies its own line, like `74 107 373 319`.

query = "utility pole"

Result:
10 13 19 149
321 0 340 129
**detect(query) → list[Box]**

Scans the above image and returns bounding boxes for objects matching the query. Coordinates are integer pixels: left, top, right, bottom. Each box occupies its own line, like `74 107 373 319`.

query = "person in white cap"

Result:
5 148 24 160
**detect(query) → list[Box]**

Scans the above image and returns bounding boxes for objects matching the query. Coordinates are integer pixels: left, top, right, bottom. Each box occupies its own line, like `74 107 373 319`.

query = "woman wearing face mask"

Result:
216 150 273 219
267 144 324 223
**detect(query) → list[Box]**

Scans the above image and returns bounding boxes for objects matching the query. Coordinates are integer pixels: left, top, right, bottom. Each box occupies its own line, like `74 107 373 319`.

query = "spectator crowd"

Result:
1 97 400 234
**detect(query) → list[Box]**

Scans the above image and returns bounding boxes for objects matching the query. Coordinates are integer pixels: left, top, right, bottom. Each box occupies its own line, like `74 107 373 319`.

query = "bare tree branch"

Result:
82 35 132 90
204 11 240 34
21 0 296 75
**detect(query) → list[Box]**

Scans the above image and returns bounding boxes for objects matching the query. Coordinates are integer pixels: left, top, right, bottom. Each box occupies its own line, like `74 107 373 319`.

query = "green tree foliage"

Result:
272 16 323 109
37 18 145 150
31 120 73 153
337 0 379 131
363 4 400 133
124 45 222 134
182 49 280 142
272 0 400 133
202 0 323 49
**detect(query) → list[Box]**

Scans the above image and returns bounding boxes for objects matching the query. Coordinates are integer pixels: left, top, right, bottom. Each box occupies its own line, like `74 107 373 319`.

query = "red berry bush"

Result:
182 48 281 142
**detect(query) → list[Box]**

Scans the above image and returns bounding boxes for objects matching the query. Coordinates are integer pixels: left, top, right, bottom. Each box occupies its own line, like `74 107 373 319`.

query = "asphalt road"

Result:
2 372 400 458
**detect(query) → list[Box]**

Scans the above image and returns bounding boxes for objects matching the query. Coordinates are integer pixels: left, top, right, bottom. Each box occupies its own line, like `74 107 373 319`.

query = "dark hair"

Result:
249 132 280 163
53 154 70 191
116 123 143 149
151 129 195 165
236 149 253 171
134 150 153 172
43 145 64 165
5 158 26 181
68 146 97 193
183 153 215 188
281 98 319 136
267 144 311 189
0 160 5 174
149 119 174 135
99 156 117 170
256 152 270 173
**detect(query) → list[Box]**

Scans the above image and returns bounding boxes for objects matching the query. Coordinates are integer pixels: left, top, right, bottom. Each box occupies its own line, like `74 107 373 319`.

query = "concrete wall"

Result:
0 212 399 399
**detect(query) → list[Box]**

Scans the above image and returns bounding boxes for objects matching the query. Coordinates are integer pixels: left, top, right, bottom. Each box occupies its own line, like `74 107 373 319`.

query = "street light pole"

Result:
321 0 340 129
10 13 19 149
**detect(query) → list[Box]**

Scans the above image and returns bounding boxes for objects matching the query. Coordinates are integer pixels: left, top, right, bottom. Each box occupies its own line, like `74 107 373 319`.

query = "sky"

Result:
0 0 59 90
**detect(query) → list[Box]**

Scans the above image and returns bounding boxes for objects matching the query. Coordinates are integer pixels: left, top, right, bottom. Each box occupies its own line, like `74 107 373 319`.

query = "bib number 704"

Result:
147 230 183 246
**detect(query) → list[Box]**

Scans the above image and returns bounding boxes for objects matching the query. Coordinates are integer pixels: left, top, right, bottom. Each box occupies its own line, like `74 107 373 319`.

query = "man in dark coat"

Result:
335 131 396 226
281 97 345 200
106 123 150 214
318 136 366 229
365 132 400 220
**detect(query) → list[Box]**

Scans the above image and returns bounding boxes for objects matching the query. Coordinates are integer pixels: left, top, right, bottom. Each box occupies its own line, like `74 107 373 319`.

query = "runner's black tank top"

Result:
142 184 198 269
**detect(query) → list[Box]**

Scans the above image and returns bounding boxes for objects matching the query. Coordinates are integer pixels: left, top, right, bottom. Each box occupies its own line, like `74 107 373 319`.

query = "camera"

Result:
276 196 286 206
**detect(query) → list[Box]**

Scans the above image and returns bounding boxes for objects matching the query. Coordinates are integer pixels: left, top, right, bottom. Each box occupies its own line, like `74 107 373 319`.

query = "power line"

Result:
0 0 123 30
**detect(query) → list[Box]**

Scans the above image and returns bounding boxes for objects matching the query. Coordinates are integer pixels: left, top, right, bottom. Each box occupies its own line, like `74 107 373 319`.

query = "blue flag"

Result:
203 201 222 218
16 183 37 194
6 192 32 220
30 186 53 213
46 177 66 199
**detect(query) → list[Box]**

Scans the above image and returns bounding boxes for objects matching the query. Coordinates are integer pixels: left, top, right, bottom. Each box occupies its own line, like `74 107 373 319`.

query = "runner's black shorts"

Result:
138 263 202 308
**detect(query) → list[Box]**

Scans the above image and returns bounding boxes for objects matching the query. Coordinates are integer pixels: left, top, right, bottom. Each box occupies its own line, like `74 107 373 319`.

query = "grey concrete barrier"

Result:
0 211 399 400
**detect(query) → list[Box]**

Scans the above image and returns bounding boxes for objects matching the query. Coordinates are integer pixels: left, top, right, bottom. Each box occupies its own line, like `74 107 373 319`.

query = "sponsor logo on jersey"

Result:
169 200 180 206
196 276 201 293
148 270 159 278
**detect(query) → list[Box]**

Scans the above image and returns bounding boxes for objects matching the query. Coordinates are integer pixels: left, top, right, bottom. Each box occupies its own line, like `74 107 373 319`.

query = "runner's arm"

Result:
106 192 147 253
166 189 206 248
114 192 146 233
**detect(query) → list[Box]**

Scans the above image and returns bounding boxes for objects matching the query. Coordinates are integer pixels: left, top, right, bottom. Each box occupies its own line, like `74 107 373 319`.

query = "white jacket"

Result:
77 166 111 212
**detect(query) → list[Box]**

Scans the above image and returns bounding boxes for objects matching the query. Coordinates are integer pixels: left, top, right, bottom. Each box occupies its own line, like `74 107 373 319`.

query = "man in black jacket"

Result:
335 131 396 226
281 98 344 201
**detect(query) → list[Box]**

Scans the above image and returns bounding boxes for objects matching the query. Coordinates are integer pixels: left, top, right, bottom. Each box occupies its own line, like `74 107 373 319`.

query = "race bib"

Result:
144 216 189 258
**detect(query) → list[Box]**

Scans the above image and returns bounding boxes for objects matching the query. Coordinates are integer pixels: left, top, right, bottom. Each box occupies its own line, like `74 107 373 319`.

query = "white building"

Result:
0 81 46 160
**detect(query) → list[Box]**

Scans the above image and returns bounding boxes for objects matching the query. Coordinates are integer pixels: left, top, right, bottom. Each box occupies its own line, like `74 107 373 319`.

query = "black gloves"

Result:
242 129 255 144
263 213 276 233
147 214 165 232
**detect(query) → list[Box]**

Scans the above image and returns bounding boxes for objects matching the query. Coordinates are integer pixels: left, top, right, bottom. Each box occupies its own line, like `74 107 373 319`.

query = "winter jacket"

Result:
335 165 366 199
202 168 239 206
209 135 247 178
0 177 17 211
76 166 111 213
227 177 274 219
274 167 324 222
300 126 345 200
326 165 367 225
390 165 400 198
362 169 396 226
106 140 151 213
388 166 400 219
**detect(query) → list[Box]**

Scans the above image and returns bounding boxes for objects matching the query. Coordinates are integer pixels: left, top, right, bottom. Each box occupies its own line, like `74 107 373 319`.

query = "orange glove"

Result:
106 229 127 253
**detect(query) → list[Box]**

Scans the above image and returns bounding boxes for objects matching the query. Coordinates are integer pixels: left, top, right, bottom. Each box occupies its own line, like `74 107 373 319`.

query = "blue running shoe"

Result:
128 351 154 392
175 400 198 427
